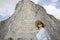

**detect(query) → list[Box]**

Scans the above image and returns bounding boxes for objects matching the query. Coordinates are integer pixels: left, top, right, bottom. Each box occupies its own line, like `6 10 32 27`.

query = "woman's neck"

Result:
38 27 43 30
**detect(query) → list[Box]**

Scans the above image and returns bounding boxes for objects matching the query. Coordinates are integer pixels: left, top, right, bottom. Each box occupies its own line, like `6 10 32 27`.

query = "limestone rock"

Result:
0 0 60 40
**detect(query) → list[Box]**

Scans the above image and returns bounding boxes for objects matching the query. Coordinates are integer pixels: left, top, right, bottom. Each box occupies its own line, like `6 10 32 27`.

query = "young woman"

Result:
35 20 51 40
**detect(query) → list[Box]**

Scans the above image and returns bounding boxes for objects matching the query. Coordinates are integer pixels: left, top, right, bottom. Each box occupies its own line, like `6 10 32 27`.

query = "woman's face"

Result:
38 23 42 28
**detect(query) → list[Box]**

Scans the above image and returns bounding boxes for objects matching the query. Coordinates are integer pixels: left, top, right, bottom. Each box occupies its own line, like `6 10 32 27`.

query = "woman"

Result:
35 20 51 40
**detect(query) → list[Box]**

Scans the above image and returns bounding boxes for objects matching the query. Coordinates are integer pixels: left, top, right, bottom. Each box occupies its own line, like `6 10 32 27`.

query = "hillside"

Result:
0 0 60 40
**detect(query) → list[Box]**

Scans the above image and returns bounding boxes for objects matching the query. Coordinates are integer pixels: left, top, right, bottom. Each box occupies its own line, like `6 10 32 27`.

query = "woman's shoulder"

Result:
39 28 46 31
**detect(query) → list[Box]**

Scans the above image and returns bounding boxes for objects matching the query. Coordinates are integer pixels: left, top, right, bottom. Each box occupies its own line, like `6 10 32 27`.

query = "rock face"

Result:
0 0 60 40
0 20 8 40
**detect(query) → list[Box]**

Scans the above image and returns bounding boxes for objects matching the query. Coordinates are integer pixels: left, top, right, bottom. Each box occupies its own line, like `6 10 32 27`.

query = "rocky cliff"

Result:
0 0 60 40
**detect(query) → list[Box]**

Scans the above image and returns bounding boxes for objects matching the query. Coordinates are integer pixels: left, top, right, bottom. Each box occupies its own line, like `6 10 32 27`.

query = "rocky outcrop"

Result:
0 20 8 40
0 0 60 40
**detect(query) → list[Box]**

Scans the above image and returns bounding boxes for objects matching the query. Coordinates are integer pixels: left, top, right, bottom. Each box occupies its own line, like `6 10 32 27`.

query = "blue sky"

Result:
0 0 60 21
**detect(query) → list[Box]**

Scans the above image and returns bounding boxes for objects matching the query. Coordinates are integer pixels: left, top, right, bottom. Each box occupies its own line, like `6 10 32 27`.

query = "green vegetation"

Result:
8 37 13 40
17 38 23 40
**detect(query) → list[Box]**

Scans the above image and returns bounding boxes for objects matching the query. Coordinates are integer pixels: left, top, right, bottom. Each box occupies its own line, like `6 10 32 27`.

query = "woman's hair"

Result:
35 20 45 29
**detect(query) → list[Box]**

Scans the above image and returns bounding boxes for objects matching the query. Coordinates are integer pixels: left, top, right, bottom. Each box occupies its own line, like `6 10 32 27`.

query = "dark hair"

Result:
35 20 45 29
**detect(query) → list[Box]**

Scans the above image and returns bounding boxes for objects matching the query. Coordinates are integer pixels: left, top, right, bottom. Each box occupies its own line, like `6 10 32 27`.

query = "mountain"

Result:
0 0 60 40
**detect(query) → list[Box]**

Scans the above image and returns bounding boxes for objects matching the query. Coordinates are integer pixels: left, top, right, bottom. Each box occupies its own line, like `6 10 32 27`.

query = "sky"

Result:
0 0 60 21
